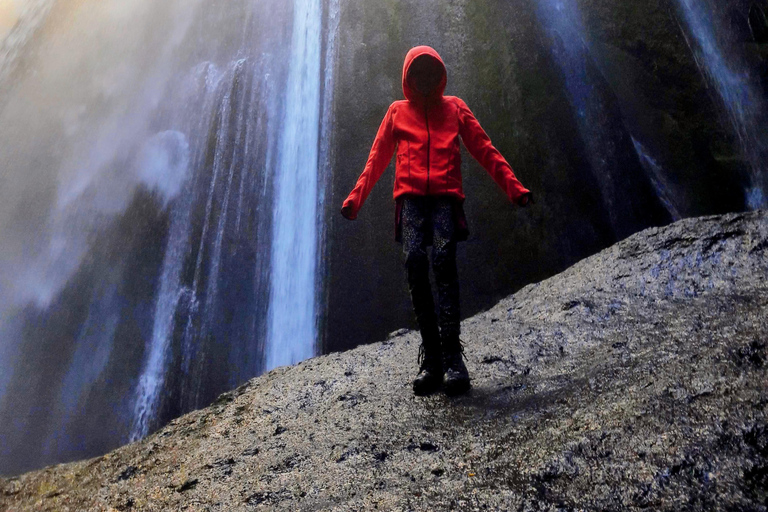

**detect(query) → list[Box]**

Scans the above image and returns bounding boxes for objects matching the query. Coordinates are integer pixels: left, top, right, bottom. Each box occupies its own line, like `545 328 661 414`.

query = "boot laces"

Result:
444 338 467 368
418 343 441 372
447 337 466 356
456 338 466 358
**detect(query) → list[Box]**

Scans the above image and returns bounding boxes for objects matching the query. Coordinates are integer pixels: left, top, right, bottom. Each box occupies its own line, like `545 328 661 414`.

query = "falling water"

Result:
318 0 340 283
674 0 768 209
0 0 55 92
632 137 682 222
534 0 621 235
129 105 206 441
0 0 342 475
129 55 272 440
266 0 324 370
533 0 671 237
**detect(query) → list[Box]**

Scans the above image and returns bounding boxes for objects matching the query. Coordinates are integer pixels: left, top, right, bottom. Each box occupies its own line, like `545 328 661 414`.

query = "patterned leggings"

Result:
400 196 461 345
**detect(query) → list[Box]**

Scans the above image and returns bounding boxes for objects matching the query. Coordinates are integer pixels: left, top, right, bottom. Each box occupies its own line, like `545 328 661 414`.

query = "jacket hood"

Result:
402 45 447 104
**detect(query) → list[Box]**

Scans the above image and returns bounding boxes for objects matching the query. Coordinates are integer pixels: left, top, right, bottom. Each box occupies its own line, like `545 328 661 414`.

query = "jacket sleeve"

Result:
457 98 530 204
342 104 397 219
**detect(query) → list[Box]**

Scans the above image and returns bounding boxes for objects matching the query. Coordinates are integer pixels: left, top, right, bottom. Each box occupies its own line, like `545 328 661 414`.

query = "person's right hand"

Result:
341 204 356 220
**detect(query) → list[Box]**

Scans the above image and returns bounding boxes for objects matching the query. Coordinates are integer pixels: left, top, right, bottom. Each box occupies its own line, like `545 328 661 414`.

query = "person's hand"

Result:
341 204 356 220
518 192 534 207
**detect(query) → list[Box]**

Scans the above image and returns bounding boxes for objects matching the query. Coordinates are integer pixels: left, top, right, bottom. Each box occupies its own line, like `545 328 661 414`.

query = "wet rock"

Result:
1 212 767 511
176 478 197 493
115 466 137 482
388 328 410 339
240 447 259 457
419 442 439 452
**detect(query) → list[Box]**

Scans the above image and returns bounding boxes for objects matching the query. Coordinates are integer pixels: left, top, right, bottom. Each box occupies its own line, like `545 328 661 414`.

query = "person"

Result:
341 45 532 396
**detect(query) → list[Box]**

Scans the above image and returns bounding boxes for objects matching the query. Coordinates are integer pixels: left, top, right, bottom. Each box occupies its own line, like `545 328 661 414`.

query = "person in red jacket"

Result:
341 45 532 396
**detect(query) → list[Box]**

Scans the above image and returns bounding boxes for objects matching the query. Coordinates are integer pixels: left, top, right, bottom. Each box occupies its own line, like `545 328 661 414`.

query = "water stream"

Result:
532 0 673 235
0 0 55 95
674 0 768 209
266 0 324 371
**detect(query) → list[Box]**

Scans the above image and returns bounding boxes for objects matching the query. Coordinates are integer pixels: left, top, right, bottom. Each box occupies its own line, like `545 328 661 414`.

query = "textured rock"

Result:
2 211 767 511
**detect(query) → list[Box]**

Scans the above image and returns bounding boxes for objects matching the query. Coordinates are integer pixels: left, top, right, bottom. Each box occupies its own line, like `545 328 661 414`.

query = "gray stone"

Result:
1 211 766 511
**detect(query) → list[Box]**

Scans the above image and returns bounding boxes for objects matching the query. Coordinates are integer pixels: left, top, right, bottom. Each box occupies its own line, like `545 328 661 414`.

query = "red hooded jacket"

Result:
342 46 530 224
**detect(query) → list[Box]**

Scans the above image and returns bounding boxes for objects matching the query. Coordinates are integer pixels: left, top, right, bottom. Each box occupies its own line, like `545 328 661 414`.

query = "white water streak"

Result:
632 138 682 222
266 0 323 370
129 63 225 442
319 0 340 242
129 193 193 442
675 0 768 209
0 0 54 86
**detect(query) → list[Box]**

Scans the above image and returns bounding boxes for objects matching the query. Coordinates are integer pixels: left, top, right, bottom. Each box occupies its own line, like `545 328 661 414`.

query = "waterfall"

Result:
534 0 622 235
265 0 324 370
674 0 768 209
129 56 267 440
128 60 230 441
317 0 340 311
533 0 671 238
129 128 200 441
0 0 342 475
130 0 338 439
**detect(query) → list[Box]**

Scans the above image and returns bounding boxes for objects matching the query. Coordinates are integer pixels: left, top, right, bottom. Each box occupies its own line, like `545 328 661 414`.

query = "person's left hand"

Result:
518 192 534 207
341 204 356 220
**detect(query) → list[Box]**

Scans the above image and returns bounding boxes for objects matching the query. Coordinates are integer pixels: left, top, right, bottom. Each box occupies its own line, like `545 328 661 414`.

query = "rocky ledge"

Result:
2 211 767 511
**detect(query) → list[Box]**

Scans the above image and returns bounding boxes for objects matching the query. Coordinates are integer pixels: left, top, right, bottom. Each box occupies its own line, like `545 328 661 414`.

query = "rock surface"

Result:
2 211 767 511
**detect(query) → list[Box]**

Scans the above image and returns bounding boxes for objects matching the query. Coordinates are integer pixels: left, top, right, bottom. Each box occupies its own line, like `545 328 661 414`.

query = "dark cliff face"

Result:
2 211 766 511
324 0 763 352
0 188 170 477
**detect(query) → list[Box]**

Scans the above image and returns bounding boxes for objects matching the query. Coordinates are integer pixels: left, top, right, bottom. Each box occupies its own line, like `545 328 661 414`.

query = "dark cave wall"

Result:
323 0 762 352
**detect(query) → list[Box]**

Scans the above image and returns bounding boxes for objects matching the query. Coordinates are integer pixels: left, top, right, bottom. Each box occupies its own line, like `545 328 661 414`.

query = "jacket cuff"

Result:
341 198 358 220
509 187 530 205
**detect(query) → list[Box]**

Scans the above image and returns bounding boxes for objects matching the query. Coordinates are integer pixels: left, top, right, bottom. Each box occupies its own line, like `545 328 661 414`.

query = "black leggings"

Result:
400 196 461 345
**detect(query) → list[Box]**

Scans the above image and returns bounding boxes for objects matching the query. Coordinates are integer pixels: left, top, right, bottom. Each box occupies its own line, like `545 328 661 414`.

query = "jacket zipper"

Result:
407 140 412 193
424 102 431 194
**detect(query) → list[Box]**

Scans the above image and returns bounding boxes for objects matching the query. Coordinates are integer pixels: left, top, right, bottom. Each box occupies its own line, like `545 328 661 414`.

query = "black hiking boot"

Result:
442 337 470 396
413 343 443 396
